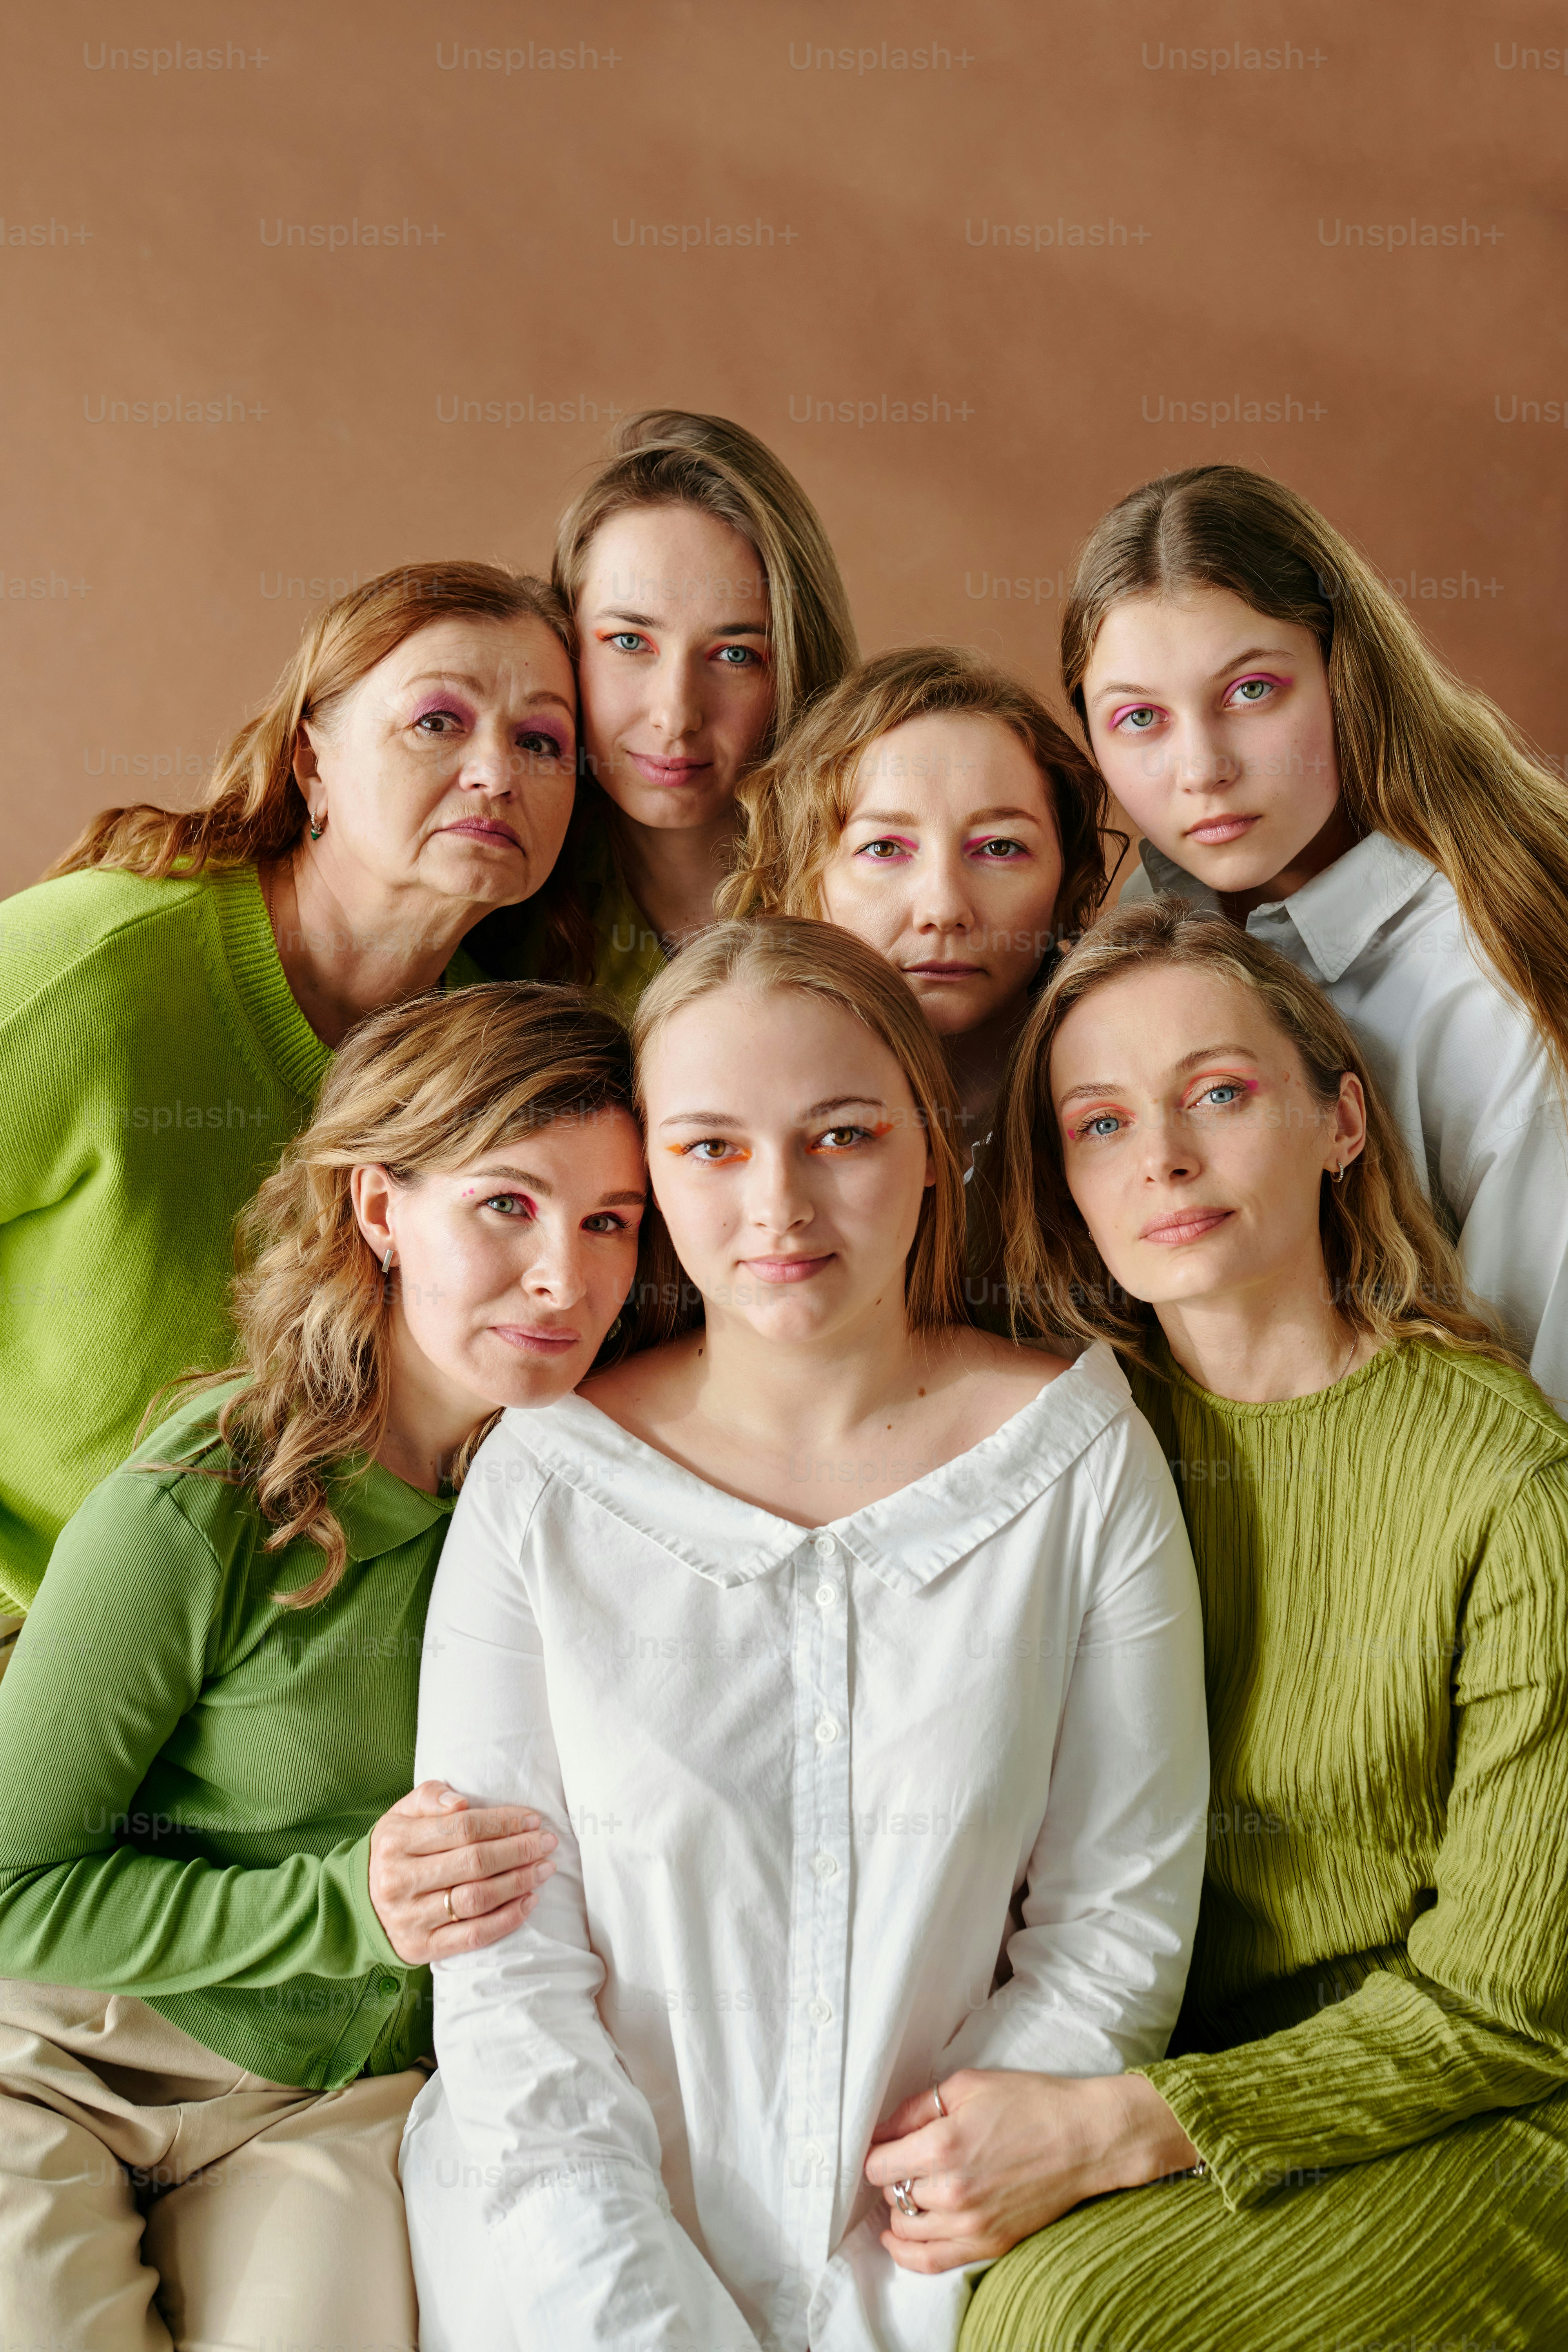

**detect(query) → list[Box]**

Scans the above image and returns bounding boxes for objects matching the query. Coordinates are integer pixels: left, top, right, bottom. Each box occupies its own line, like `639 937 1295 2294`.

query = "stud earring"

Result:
381 1246 395 1274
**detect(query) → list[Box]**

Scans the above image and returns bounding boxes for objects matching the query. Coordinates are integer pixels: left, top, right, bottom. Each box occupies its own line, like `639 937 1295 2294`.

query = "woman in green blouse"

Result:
0 982 649 2351
864 898 1568 2348
0 559 577 1635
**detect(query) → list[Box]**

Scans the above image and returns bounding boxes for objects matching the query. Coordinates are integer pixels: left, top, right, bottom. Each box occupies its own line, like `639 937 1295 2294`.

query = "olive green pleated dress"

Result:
964 1338 1568 2352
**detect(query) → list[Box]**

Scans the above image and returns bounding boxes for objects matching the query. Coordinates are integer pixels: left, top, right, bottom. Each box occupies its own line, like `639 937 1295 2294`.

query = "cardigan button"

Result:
377 1974 400 1998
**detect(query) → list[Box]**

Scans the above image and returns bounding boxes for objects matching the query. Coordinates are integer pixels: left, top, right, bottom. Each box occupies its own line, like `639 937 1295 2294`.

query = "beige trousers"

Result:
0 1978 424 2352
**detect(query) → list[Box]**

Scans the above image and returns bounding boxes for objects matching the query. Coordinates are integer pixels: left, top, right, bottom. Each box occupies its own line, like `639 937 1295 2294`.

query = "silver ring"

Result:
892 2178 920 2218
931 2084 947 2120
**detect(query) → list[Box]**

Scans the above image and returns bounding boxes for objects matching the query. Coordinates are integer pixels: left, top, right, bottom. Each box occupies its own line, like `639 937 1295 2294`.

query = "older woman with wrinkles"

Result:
0 561 575 1641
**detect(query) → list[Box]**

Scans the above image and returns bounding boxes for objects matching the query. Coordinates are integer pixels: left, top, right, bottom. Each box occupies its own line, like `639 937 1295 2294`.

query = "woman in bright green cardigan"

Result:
0 559 577 1633
0 980 650 2349
864 899 1568 2348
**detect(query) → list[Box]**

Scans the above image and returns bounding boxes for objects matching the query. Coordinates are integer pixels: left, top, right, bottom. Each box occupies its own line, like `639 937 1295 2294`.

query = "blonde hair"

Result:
994 897 1515 1370
169 983 640 1606
47 562 573 883
528 412 861 985
1060 464 1568 1093
555 408 858 753
719 643 1112 956
627 918 964 1343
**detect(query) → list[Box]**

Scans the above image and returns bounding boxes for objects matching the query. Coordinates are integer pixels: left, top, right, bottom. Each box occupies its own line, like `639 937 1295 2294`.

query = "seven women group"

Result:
1 411 1565 2352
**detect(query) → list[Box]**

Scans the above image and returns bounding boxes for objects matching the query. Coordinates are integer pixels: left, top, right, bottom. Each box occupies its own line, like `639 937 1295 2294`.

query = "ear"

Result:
1330 1071 1368 1175
291 722 323 795
349 1165 398 1264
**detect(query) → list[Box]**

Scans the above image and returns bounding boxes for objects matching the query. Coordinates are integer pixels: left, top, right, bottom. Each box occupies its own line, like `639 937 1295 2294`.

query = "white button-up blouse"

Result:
402 1343 1207 2352
1126 832 1568 1409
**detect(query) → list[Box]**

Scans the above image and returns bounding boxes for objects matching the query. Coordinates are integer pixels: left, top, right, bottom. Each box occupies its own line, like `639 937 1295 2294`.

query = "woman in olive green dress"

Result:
861 898 1568 2351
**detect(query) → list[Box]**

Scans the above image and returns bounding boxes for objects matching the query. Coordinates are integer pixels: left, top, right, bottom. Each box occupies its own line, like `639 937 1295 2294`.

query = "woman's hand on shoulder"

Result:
367 1780 557 1965
864 2068 1200 2273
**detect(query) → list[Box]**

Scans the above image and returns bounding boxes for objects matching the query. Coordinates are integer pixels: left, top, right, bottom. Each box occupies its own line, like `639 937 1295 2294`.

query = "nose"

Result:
912 845 978 936
459 715 519 796
741 1142 815 1240
1168 713 1240 794
646 649 706 745
519 1219 591 1312
1138 1106 1202 1186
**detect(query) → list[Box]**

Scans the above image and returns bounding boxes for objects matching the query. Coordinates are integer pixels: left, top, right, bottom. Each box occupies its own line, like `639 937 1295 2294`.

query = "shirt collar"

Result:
508 1342 1134 1597
1137 830 1435 984
329 1459 454 1561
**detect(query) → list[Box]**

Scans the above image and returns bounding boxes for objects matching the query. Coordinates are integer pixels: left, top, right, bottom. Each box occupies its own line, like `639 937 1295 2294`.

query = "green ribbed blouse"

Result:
0 863 478 1610
1125 1336 1568 2206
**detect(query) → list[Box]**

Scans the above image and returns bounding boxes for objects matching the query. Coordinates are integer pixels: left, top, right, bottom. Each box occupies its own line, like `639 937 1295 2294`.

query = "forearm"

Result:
1138 1967 1568 2210
0 1830 400 1996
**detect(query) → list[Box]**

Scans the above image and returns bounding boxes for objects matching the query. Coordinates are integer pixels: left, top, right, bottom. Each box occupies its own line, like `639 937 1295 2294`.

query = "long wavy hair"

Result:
719 642 1112 960
994 897 1516 1371
628 918 965 1344
47 561 573 883
160 982 644 1606
520 410 859 982
1059 463 1568 1093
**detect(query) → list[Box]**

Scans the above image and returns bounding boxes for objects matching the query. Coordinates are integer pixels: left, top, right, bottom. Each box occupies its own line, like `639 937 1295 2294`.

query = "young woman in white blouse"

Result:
401 918 1209 2352
1067 464 1568 1407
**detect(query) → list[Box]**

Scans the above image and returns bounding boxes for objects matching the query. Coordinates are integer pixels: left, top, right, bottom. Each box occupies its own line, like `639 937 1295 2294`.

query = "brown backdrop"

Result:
4 0 1564 902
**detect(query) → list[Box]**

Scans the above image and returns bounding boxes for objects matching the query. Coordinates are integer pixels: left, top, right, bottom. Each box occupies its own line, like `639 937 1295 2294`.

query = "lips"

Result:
443 817 524 849
1184 814 1259 847
904 962 984 979
1140 1209 1234 1246
492 1326 581 1354
740 1254 836 1285
626 753 713 788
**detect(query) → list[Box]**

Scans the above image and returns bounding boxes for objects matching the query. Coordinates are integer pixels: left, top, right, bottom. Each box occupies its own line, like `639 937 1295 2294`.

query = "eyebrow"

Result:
1056 1043 1262 1106
401 670 575 715
594 607 768 637
1089 649 1300 702
466 1164 647 1206
657 1094 888 1131
845 804 1046 827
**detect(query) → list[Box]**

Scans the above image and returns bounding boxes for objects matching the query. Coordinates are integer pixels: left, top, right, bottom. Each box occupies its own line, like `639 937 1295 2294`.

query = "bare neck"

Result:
1155 1244 1375 1403
260 847 475 1048
613 808 738 947
1217 800 1362 924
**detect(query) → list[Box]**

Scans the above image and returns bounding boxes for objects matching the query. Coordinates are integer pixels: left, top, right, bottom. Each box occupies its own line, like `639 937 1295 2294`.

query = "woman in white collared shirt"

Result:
401 918 1208 2352
1062 463 1568 1409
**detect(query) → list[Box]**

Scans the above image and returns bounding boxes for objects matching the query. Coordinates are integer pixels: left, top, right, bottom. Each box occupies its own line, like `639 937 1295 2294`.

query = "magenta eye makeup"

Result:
410 697 473 735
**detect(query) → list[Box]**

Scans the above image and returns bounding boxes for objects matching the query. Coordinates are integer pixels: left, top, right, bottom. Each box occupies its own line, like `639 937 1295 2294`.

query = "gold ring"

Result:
443 1887 454 1923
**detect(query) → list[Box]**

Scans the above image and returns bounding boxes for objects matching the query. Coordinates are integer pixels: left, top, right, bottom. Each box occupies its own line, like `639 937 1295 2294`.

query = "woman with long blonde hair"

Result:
866 901 1568 2351
1063 462 1568 1406
403 919 1208 2352
721 644 1110 1172
0 561 577 1639
488 407 859 998
0 982 649 2351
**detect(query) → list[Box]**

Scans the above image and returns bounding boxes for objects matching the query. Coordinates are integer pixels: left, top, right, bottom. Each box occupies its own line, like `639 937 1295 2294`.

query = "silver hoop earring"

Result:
1330 1162 1346 1183
381 1247 395 1274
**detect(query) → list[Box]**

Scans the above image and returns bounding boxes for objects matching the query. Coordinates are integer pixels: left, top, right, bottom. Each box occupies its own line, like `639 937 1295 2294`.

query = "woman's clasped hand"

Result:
866 2071 1200 2272
367 1780 557 1964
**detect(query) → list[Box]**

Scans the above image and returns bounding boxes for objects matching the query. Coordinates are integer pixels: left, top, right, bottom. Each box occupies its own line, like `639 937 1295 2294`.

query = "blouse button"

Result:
808 1995 834 2025
377 1974 400 1999
813 1849 838 1879
815 1581 839 1609
815 1715 840 1745
812 1533 837 1559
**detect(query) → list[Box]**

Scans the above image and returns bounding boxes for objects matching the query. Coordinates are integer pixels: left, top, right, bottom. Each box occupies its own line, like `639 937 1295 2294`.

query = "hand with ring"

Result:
866 2069 1203 2275
367 1779 557 1964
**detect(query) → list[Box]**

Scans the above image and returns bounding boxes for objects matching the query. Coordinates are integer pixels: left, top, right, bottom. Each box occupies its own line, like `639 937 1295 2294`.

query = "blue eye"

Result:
713 643 762 666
